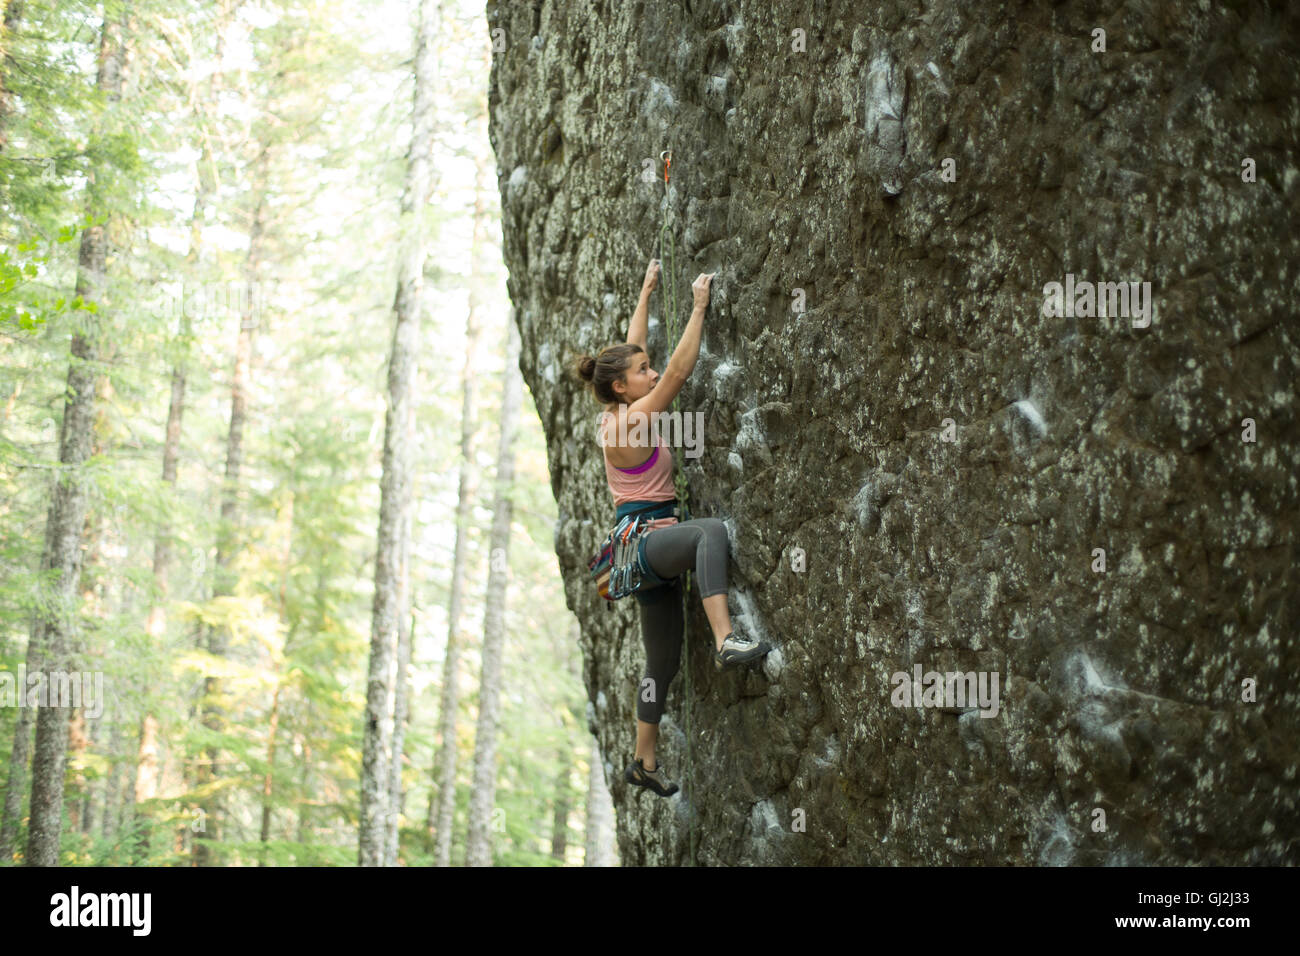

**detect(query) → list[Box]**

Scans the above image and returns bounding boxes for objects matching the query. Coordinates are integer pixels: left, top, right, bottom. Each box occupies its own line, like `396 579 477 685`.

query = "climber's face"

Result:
615 352 658 403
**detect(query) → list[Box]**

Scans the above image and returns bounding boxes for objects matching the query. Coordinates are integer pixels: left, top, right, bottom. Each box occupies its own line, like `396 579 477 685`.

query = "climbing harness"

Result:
587 499 686 602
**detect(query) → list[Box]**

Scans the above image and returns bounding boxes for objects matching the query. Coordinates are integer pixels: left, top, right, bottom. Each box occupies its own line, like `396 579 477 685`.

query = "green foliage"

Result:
0 224 91 333
0 0 593 869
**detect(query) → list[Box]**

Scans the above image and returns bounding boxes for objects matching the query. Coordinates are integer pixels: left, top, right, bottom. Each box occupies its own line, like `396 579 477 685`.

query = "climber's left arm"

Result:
626 258 659 350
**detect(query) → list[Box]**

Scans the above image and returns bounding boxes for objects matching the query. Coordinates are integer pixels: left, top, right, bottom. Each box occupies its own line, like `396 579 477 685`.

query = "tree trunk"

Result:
464 317 522 868
0 0 24 151
295 735 311 847
100 701 123 843
259 491 295 866
430 84 489 870
383 408 417 867
383 603 414 866
258 683 281 865
69 364 119 844
428 623 460 861
194 142 269 867
24 7 128 868
130 713 159 861
550 750 570 862
0 618 39 859
65 709 89 834
358 0 439 867
80 705 101 835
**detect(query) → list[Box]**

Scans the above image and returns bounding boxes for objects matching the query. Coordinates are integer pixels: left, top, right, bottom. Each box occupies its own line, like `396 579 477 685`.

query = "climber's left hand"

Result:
643 258 660 292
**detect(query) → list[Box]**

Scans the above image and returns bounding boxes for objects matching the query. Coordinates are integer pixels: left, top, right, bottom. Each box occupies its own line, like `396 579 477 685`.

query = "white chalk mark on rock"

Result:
1013 399 1049 437
925 60 950 97
863 50 906 196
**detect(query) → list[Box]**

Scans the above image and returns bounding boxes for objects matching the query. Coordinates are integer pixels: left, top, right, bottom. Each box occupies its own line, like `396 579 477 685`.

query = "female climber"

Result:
570 256 770 798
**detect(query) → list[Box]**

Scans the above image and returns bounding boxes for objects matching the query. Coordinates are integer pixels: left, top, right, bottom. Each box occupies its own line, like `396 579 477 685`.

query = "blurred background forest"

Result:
0 0 615 866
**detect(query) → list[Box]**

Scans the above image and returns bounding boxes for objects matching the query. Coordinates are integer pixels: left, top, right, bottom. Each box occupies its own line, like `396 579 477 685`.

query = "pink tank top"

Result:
599 410 679 534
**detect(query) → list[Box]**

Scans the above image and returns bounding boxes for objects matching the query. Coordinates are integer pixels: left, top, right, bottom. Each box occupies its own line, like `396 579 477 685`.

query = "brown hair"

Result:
570 343 645 406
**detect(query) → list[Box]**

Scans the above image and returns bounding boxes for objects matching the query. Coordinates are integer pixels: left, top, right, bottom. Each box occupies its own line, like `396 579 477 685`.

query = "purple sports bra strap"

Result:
613 445 659 474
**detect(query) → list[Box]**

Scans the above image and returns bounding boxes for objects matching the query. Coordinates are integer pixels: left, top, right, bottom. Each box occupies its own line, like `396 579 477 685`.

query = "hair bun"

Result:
579 355 596 381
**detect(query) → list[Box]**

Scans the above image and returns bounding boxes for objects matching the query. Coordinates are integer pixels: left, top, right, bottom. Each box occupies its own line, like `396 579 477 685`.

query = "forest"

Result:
0 0 613 866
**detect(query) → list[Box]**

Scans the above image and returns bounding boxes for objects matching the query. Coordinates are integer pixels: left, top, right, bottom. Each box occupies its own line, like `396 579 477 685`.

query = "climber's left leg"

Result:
635 719 658 770
632 577 683 770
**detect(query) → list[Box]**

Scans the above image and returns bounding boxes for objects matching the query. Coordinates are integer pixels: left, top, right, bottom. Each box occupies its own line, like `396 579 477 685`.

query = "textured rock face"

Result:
487 0 1299 864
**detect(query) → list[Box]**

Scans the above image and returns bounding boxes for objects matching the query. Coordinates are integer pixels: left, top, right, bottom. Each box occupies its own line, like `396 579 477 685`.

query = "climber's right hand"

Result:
692 273 715 309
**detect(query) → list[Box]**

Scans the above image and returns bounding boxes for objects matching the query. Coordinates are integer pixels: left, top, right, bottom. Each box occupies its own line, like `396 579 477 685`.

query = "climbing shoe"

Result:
714 626 771 671
625 757 679 797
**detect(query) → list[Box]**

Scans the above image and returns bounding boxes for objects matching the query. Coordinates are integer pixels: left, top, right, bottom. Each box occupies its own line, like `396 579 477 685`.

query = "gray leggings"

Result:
634 517 729 724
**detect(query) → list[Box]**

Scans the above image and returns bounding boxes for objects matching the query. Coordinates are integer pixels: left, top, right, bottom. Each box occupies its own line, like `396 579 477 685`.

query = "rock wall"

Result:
487 0 1299 864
